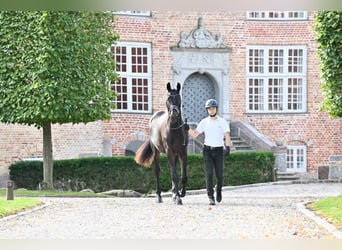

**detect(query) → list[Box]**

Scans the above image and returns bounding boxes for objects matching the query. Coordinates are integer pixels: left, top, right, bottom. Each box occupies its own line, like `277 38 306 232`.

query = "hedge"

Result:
9 151 275 193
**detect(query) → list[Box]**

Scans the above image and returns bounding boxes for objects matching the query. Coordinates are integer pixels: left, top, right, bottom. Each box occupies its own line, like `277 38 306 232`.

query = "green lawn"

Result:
0 189 112 218
0 198 42 218
0 189 110 198
309 195 342 230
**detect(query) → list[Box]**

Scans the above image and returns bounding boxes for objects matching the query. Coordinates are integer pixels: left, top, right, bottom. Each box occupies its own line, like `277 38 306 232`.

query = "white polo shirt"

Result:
195 116 230 147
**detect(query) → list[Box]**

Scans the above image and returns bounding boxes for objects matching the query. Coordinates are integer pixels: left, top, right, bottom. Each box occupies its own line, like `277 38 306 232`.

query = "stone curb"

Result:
0 202 51 222
297 202 342 239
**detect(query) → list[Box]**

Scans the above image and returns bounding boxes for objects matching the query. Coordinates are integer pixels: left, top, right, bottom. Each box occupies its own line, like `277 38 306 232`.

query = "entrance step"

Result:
277 172 300 181
231 136 254 152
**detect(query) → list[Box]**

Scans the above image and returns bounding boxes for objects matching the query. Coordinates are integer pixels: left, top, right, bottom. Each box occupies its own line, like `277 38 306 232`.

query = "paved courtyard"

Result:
1 182 342 239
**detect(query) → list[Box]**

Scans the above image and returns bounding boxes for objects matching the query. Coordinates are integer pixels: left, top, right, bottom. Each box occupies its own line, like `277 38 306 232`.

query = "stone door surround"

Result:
170 17 232 120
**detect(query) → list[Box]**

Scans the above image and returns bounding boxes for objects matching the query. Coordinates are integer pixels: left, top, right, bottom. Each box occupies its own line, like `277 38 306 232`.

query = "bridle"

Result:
167 93 184 130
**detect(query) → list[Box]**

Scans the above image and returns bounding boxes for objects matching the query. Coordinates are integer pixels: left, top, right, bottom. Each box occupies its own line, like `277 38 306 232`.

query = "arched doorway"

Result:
182 73 216 154
182 73 215 124
171 17 232 153
171 17 231 121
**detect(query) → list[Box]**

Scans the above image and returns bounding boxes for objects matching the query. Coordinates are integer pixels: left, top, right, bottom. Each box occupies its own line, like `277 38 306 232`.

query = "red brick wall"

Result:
0 122 104 187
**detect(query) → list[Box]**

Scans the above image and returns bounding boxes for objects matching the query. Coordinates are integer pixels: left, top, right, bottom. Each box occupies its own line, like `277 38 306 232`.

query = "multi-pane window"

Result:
247 11 308 20
248 49 264 73
111 42 152 113
268 78 283 111
287 146 307 172
246 46 307 113
248 79 264 111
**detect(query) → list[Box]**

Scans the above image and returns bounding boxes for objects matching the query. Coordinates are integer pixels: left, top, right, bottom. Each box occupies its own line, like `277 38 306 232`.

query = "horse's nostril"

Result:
172 109 179 115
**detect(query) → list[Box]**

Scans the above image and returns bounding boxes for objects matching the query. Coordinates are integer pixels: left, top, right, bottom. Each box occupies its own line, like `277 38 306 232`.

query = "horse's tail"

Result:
134 140 155 167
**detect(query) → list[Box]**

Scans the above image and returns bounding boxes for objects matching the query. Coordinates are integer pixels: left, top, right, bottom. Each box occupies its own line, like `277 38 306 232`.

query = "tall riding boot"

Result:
208 192 215 205
209 196 215 205
216 189 222 202
215 185 222 202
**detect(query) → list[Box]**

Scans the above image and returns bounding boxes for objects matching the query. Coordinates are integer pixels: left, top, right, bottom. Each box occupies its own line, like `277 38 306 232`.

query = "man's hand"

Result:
223 146 230 156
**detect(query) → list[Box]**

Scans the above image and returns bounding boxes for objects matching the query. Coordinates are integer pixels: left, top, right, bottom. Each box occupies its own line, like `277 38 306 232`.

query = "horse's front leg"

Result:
169 156 182 205
180 151 188 198
154 152 162 203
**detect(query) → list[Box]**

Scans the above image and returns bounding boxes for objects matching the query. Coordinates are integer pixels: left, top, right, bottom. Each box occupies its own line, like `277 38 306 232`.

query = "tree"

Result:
0 11 119 189
313 11 342 118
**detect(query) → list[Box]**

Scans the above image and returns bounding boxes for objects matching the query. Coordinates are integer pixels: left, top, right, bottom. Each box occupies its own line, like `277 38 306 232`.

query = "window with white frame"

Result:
246 46 307 113
247 11 308 20
286 146 307 172
111 42 152 113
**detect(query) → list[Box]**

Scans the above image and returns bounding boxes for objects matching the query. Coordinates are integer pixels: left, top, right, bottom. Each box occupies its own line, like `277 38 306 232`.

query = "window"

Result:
247 11 308 20
111 42 152 113
246 46 307 113
286 146 307 172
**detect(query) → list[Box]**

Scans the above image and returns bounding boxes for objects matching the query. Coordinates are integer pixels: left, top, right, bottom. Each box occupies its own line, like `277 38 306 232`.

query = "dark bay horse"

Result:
135 82 188 205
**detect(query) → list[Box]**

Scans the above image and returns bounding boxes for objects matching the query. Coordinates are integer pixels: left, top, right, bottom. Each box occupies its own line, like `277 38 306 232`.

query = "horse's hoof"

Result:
156 195 163 203
180 189 186 197
173 196 182 205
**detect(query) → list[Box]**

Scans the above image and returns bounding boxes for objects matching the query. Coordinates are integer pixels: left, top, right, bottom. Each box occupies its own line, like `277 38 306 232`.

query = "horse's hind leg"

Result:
154 152 162 203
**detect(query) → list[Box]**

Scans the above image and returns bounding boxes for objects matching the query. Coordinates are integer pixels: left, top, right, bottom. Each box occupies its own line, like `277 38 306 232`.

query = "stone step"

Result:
231 137 253 151
277 172 300 181
234 145 254 151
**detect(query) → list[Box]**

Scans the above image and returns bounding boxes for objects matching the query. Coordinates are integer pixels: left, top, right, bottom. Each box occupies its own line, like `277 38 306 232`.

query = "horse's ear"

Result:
167 82 172 92
177 82 181 92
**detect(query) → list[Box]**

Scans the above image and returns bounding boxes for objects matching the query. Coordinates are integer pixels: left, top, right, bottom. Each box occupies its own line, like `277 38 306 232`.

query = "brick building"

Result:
1 11 341 187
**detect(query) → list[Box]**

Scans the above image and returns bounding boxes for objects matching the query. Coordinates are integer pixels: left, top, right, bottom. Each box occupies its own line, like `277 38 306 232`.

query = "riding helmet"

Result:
205 99 218 109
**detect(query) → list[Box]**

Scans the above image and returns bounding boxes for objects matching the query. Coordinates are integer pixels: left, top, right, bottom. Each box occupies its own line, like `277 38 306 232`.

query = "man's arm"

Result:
188 128 200 138
224 131 232 147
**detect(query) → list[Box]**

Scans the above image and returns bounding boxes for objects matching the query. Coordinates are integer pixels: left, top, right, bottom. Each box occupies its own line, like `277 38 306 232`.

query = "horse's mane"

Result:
150 110 166 121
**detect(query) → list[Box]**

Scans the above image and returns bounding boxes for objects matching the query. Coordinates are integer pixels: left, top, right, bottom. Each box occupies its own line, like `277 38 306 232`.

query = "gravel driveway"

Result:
1 182 342 239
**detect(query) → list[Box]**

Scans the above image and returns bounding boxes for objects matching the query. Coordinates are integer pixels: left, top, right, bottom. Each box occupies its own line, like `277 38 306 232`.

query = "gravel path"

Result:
1 182 342 239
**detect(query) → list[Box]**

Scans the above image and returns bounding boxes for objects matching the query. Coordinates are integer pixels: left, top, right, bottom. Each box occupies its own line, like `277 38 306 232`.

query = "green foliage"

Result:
0 11 119 127
9 152 275 193
0 11 120 189
313 11 342 118
225 151 275 185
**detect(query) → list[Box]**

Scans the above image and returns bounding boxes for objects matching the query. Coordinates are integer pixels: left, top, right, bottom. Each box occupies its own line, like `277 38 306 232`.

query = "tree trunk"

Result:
42 121 54 190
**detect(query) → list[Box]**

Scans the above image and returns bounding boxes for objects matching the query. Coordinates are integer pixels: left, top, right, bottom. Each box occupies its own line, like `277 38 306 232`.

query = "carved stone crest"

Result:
178 17 226 49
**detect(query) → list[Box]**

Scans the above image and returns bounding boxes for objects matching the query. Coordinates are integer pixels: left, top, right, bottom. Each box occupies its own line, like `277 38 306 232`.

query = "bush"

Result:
9 151 274 193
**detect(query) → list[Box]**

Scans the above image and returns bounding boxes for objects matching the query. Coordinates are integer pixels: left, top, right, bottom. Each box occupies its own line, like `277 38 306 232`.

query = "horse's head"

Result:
166 82 182 123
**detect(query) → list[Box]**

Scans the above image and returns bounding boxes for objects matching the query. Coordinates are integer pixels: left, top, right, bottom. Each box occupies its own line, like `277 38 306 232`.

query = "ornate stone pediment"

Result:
178 17 226 49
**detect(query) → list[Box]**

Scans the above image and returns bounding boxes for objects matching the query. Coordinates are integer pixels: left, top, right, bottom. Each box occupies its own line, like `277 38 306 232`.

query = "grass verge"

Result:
0 198 42 218
308 195 342 230
0 189 111 198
